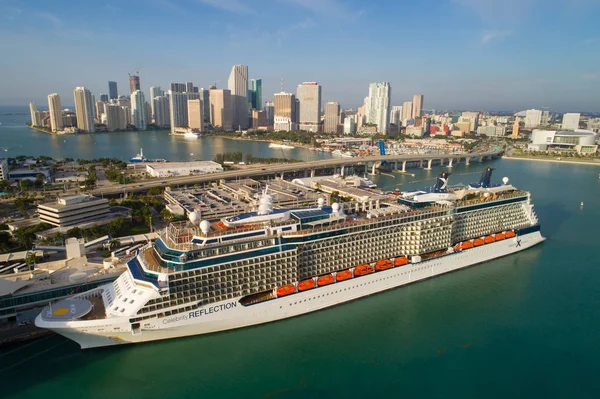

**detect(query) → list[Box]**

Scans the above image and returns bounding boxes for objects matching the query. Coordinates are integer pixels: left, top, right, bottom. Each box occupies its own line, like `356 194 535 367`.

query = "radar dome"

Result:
199 220 211 234
317 198 325 207
332 202 340 213
502 177 509 185
188 211 199 224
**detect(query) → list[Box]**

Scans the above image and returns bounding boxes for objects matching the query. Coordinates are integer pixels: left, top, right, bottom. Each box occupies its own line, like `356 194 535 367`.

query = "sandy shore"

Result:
503 156 600 167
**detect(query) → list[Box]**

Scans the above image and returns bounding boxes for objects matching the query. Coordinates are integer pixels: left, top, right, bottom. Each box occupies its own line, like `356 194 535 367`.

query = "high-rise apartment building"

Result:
169 91 188 132
296 82 321 132
131 90 147 130
100 94 109 102
249 79 262 110
273 92 296 132
149 86 164 124
48 93 63 132
525 109 542 128
186 82 194 93
153 96 170 127
412 94 423 119
74 87 95 133
562 113 580 130
344 117 356 135
390 105 403 125
228 65 249 129
198 89 210 123
108 81 118 100
264 101 274 126
461 112 479 132
187 99 204 131
105 104 123 131
324 102 340 133
401 101 413 122
209 89 233 131
95 101 106 121
541 110 550 125
129 75 140 94
170 83 186 93
365 82 391 134
29 103 40 127
252 110 267 128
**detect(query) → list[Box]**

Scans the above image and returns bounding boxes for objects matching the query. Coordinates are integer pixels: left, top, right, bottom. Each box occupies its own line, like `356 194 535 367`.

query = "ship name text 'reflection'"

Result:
189 302 237 319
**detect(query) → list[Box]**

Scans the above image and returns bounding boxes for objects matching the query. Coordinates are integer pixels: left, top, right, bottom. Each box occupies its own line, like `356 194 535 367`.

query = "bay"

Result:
1 106 600 398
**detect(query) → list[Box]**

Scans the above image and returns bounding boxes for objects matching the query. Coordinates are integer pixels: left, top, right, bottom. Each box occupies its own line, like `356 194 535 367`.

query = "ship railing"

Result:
456 190 528 207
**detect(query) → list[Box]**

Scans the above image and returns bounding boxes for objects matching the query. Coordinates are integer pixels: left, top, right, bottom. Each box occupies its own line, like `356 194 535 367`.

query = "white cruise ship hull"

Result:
39 231 544 349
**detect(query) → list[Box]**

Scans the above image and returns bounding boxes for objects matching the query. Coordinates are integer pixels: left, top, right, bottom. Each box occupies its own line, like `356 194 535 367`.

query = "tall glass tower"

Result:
249 79 262 111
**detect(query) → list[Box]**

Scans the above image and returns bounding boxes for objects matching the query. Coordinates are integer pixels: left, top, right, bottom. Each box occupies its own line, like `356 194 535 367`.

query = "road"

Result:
92 151 502 196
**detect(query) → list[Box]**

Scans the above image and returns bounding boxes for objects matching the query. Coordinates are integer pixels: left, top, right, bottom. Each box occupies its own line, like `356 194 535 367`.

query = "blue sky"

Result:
1 0 600 112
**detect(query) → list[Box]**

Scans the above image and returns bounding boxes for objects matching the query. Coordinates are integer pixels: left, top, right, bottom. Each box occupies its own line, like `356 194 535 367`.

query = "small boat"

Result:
505 230 516 238
461 241 473 249
473 238 485 247
394 256 408 266
129 148 147 163
190 153 194 156
336 270 352 282
276 284 295 297
495 233 505 241
484 235 496 244
354 264 374 277
298 279 315 292
269 143 294 149
317 274 334 286
375 259 393 271
184 132 200 139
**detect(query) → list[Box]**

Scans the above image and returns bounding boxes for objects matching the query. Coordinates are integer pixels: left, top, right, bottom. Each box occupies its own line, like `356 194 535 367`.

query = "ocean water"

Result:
1 107 600 398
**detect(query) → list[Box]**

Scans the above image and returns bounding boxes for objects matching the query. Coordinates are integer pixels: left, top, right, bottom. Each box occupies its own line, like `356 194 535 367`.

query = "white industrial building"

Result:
146 161 223 178
38 194 110 227
528 129 597 154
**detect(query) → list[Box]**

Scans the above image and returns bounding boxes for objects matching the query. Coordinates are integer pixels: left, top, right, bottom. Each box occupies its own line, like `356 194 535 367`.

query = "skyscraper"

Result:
264 101 274 126
525 109 542 128
296 82 321 132
48 93 63 132
105 104 123 131
228 65 249 129
95 101 106 121
401 101 413 122
100 94 109 102
131 90 147 130
198 89 210 123
390 105 403 125
108 81 118 100
187 99 204 131
249 79 262 110
170 83 186 93
324 102 340 133
273 92 296 132
149 86 164 124
562 113 580 130
186 82 194 93
169 91 188 132
209 89 233 131
129 75 140 94
461 111 479 132
74 87 95 132
412 94 423 119
153 96 170 128
365 82 391 134
29 103 40 127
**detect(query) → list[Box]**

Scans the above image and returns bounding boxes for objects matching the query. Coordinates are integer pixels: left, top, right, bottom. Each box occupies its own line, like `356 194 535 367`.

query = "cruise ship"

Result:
36 167 544 349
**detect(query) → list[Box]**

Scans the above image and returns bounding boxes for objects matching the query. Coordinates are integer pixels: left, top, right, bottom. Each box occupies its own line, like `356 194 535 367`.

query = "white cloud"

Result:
481 30 512 43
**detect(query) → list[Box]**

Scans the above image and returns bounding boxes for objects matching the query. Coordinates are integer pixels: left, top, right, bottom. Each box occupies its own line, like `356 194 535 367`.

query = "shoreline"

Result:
503 156 600 167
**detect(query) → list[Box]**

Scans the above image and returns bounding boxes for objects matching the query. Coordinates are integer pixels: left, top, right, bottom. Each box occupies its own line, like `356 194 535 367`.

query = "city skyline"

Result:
2 0 600 112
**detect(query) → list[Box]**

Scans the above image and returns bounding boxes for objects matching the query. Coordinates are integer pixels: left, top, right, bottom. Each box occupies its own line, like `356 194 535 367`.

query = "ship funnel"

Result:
478 167 494 188
433 172 451 193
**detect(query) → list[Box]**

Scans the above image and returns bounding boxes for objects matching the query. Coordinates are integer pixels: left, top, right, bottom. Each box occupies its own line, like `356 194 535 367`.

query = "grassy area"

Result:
122 223 151 236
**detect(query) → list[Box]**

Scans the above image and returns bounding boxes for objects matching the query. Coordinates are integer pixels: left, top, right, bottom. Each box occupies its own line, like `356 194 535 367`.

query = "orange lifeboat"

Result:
375 259 393 271
461 241 473 249
394 256 408 266
317 274 334 286
298 279 315 292
473 238 485 247
505 230 516 238
276 284 295 297
336 270 352 282
495 232 505 241
354 264 374 277
484 235 495 244
453 244 462 252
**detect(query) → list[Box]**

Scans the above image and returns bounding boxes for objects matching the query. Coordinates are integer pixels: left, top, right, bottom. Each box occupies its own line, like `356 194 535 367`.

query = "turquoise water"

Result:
2 107 600 398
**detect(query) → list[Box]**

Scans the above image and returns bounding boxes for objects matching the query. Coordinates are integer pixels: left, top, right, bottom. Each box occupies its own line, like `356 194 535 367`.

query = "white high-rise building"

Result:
153 96 170 128
525 109 543 128
149 86 164 123
48 93 63 132
401 101 413 122
562 113 580 130
74 87 95 133
343 117 356 135
29 103 40 127
131 90 147 130
390 106 403 125
169 91 189 132
228 65 249 130
296 82 321 132
365 82 391 134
